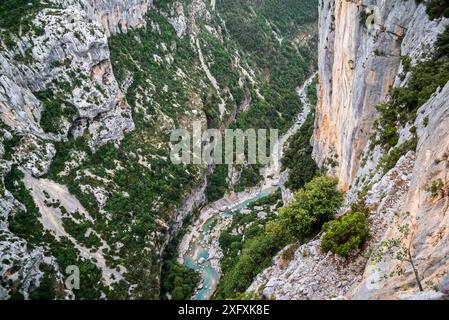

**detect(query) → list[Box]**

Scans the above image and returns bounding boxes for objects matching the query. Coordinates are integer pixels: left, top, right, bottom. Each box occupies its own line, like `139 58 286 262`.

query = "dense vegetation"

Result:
160 216 200 300
62 217 102 249
218 191 282 275
45 137 198 298
5 166 45 246
436 25 449 59
213 191 286 299
372 60 449 150
282 78 318 191
205 165 228 203
34 89 78 134
321 211 370 257
204 0 319 198
218 0 319 134
4 166 105 299
421 0 449 19
234 164 263 192
0 0 58 50
275 177 344 242
370 21 449 175
213 176 344 299
36 8 212 299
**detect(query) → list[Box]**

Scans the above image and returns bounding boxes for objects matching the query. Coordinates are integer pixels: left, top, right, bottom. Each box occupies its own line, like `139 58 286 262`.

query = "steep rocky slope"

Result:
249 0 449 300
313 0 447 190
1 0 148 299
0 0 318 299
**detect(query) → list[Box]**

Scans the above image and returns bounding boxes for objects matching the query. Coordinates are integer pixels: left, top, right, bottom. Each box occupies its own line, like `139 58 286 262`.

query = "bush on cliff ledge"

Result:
278 176 345 242
321 211 370 258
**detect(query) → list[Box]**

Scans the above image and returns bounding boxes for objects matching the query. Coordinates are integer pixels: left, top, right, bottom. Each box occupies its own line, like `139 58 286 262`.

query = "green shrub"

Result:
234 164 262 192
359 8 374 29
62 217 102 249
214 177 343 299
372 59 449 150
424 0 449 20
34 89 78 134
321 211 370 257
205 164 229 203
213 231 287 299
49 237 104 299
4 166 45 245
0 0 52 35
213 192 284 299
282 79 318 191
160 218 200 300
278 176 344 241
377 137 418 174
436 25 449 59
29 265 62 300
424 178 446 198
401 55 412 72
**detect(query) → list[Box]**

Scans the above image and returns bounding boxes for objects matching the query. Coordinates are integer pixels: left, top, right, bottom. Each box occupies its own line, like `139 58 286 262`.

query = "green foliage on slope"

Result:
321 211 370 257
369 24 449 177
203 0 320 195
373 59 449 149
34 89 78 134
109 10 208 127
214 177 343 299
41 8 212 298
436 25 449 58
160 221 200 300
276 176 344 242
205 164 229 203
46 135 199 298
217 191 282 276
0 0 54 34
213 191 285 299
371 5 449 165
4 166 44 246
203 0 320 199
48 237 105 300
4 166 105 300
218 0 319 134
282 78 318 191
422 0 449 19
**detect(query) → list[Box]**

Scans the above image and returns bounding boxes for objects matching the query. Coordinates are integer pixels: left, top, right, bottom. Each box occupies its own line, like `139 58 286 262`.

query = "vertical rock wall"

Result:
314 0 424 190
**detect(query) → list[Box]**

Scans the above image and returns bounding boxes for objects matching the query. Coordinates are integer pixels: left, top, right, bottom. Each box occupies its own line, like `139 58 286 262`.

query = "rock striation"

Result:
313 0 446 190
250 0 449 300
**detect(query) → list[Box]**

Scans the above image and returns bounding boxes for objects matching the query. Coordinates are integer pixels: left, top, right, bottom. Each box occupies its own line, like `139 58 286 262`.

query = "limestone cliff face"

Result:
249 0 449 300
0 0 143 150
313 0 445 190
57 0 154 35
87 0 152 35
315 0 449 298
0 0 153 299
352 82 449 300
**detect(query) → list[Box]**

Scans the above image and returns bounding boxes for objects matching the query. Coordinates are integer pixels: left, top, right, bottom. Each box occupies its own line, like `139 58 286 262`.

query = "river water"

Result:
183 187 278 300
179 73 317 300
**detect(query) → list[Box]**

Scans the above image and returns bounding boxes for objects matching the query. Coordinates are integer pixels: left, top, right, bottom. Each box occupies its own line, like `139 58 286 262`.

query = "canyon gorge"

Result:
1 0 449 301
